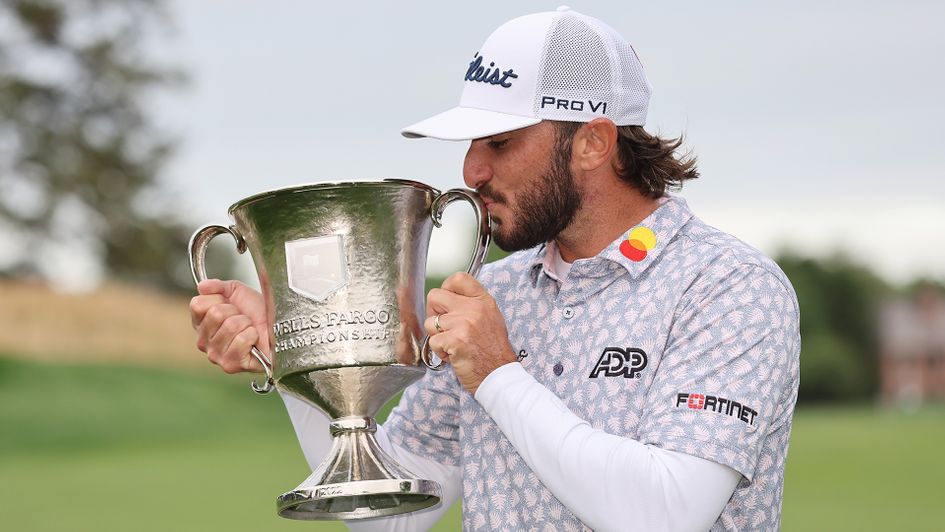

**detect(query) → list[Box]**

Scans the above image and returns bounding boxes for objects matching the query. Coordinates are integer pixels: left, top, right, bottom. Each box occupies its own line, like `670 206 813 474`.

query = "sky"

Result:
148 0 944 285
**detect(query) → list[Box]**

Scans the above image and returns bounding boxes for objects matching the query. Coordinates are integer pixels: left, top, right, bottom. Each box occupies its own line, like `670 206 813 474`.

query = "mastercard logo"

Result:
619 226 657 262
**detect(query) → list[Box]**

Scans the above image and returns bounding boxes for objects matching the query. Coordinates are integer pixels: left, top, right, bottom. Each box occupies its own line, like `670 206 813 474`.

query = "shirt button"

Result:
553 362 564 376
562 307 575 319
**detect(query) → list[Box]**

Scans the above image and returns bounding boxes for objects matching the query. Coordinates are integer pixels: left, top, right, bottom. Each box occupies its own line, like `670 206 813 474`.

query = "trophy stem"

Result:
277 416 441 520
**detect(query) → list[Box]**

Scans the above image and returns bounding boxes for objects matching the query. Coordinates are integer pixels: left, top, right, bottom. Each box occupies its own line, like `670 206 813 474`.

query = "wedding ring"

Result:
434 314 444 332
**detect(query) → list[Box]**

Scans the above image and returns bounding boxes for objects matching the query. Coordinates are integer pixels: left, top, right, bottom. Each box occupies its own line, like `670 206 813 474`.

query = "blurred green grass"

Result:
782 405 945 531
1 356 942 531
0 356 460 531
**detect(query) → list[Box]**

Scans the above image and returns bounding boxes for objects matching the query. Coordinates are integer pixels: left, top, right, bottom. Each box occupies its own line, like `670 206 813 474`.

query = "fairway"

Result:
782 406 945 531
1 357 942 531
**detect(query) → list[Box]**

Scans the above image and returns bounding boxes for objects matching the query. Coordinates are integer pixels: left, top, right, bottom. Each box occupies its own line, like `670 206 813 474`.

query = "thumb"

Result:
442 271 488 298
196 278 227 296
197 278 247 300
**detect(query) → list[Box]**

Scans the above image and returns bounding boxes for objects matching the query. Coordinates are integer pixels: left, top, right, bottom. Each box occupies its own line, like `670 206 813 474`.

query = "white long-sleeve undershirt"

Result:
475 362 741 531
281 363 740 532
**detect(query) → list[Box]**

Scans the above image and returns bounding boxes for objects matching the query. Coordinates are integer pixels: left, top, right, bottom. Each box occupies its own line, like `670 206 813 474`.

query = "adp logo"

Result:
589 347 648 379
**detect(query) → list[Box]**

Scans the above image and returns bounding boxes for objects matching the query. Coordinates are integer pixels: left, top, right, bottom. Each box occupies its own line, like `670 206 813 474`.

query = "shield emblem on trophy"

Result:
285 235 349 302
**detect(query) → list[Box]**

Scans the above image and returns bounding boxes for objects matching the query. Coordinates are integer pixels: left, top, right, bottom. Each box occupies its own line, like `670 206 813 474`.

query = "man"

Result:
190 7 800 531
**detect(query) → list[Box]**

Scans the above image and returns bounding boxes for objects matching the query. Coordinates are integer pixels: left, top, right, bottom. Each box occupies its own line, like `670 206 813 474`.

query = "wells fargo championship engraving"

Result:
273 308 396 352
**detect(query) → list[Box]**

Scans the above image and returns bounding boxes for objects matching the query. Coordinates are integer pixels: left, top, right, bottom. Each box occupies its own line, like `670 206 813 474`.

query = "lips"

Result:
477 184 505 206
479 194 497 210
477 186 506 221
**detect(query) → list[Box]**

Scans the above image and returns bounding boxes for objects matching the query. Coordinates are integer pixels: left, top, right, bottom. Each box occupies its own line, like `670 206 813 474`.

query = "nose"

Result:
463 140 492 189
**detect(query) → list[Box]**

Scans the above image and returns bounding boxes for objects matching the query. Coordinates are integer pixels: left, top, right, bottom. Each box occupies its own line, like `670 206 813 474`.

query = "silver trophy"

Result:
188 179 490 520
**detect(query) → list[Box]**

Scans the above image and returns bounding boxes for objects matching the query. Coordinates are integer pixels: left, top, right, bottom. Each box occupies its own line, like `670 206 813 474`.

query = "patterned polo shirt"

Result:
385 195 801 531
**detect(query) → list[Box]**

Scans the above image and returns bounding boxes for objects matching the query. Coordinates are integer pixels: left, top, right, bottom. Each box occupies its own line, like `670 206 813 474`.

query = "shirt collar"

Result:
534 240 564 281
528 194 695 280
527 242 552 280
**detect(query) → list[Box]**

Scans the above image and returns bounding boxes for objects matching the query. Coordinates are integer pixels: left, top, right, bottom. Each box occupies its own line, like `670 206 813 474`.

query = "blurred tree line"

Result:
776 253 888 403
0 0 231 293
779 254 943 404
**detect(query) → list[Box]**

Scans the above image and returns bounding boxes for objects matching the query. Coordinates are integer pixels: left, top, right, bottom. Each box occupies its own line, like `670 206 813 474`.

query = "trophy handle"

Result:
188 224 275 395
421 189 493 371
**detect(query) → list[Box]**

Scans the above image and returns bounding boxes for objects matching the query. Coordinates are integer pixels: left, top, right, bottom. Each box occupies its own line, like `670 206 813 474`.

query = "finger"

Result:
196 303 241 352
441 271 488 298
428 344 450 364
207 315 252 362
210 313 254 351
240 345 266 373
190 294 227 328
428 332 458 361
426 287 464 317
219 327 263 374
423 313 451 336
252 323 272 357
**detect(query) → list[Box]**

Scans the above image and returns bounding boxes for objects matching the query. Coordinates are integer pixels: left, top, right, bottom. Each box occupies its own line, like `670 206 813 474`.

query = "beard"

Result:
480 132 582 252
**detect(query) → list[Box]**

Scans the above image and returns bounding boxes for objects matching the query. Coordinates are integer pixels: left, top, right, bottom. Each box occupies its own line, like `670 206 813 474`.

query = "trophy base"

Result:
277 478 441 520
276 416 442 520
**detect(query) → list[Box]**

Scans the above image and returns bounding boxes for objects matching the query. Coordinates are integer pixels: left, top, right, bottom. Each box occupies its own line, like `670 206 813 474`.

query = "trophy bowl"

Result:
188 179 490 520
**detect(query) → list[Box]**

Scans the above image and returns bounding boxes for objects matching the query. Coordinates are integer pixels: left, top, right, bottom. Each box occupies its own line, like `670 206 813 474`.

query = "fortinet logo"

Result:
675 392 758 426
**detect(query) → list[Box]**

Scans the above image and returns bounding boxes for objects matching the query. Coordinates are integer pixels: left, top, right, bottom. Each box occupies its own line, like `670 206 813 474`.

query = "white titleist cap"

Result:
401 6 651 141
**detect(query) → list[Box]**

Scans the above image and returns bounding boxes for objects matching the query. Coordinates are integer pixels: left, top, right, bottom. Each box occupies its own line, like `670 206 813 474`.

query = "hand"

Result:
424 272 517 396
189 279 269 374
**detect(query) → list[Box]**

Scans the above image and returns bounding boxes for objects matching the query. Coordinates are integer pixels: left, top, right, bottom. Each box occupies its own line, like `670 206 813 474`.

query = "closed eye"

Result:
487 139 509 150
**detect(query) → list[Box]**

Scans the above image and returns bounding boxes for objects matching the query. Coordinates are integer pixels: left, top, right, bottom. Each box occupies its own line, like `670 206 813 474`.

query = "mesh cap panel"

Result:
534 13 650 125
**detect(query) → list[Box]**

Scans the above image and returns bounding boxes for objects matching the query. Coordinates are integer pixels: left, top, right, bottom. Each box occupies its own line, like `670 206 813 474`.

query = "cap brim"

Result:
401 106 541 141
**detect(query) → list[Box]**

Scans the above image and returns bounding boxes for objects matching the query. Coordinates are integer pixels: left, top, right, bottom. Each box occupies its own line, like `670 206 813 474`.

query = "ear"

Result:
571 118 618 172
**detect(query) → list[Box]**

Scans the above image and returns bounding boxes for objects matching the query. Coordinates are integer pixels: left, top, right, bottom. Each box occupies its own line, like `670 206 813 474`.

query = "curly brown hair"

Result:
554 122 699 198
